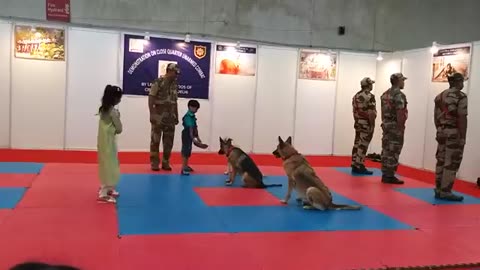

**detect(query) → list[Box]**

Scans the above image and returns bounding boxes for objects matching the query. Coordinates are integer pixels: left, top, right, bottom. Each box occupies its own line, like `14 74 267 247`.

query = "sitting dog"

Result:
273 136 361 210
218 137 281 188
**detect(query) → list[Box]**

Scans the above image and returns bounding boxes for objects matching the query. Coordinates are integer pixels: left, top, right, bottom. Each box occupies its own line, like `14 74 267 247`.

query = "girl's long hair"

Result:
99 85 123 114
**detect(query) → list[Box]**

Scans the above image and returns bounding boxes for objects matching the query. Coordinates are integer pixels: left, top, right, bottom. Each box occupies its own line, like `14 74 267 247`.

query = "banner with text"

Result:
123 34 211 99
46 0 70 22
14 25 65 61
298 50 337 81
432 43 472 82
215 44 257 76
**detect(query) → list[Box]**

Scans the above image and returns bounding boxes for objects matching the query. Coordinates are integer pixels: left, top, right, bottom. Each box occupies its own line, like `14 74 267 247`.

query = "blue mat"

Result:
395 187 480 205
0 162 44 174
0 187 27 209
116 174 412 235
335 167 401 177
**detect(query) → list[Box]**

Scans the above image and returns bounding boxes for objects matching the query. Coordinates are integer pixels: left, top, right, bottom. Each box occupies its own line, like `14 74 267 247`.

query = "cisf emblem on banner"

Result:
194 45 207 59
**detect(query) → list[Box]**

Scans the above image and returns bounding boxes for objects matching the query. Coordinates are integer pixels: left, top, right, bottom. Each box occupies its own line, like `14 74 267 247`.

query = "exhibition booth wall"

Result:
0 20 478 183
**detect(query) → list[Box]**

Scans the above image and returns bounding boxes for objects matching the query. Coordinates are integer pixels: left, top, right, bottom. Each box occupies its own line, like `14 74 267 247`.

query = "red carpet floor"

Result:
0 149 480 270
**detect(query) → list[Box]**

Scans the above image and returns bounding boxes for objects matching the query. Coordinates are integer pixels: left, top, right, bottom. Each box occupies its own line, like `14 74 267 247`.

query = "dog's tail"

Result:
329 203 361 210
263 184 283 188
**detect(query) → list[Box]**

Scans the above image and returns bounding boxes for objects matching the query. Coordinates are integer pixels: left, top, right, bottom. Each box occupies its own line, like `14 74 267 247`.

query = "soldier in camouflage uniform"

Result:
148 63 180 171
351 77 376 175
380 73 408 184
433 72 467 201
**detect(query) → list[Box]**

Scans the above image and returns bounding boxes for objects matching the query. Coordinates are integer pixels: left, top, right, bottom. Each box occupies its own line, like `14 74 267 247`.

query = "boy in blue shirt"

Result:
181 100 208 175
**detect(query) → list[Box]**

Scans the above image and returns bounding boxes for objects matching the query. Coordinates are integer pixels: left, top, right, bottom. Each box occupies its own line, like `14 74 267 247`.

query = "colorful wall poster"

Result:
123 34 211 99
215 44 257 76
14 25 65 61
432 44 472 82
298 50 337 81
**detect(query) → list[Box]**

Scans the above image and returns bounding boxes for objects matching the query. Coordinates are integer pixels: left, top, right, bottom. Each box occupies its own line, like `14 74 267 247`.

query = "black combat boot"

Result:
351 165 374 175
381 176 404 185
435 189 464 201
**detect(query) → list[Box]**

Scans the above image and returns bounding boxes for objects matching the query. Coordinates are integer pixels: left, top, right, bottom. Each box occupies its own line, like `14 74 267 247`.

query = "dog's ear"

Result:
227 138 232 145
278 136 284 144
219 137 223 144
286 136 292 145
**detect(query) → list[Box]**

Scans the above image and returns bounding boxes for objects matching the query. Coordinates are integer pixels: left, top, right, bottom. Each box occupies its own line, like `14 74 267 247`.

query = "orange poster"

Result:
215 44 256 76
298 50 337 81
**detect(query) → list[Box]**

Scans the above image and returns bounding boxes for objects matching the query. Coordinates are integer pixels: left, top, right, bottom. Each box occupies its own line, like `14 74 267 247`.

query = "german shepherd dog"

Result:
218 137 282 188
273 136 361 210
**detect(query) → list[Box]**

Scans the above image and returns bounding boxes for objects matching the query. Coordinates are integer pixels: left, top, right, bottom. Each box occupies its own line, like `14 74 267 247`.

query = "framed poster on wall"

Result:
215 44 257 76
14 25 65 61
298 50 337 81
123 34 211 99
432 43 472 82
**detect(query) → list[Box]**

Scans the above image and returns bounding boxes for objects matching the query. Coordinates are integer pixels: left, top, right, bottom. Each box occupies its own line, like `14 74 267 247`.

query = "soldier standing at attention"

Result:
433 72 467 201
148 63 180 171
380 73 408 184
351 77 376 175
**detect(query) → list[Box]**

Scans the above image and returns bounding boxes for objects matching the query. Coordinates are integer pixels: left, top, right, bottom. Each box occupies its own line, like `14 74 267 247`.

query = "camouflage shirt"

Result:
352 89 376 126
434 88 468 128
149 77 179 126
380 87 407 129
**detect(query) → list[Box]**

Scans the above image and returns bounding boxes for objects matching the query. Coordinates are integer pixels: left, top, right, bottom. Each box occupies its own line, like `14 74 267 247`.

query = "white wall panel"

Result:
397 49 430 168
11 25 66 149
457 42 480 182
294 78 337 155
253 46 297 154
210 68 256 152
371 54 403 154
0 21 11 147
65 28 120 149
423 45 473 175
333 52 377 156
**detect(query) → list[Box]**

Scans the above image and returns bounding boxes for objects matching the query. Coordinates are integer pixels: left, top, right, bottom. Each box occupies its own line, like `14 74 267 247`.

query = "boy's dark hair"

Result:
188 99 200 109
99 85 123 114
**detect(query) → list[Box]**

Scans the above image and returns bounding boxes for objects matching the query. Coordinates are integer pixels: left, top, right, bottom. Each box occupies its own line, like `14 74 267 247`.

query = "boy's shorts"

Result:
181 129 193 158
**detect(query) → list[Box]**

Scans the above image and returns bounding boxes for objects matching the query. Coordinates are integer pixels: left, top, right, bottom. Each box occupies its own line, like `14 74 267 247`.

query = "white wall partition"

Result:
210 51 257 152
422 79 454 172
116 96 150 151
333 52 377 156
396 49 431 169
252 46 297 154
422 46 474 173
10 24 67 149
370 53 403 154
2 19 480 182
0 21 11 147
458 42 480 181
65 28 120 149
294 74 337 155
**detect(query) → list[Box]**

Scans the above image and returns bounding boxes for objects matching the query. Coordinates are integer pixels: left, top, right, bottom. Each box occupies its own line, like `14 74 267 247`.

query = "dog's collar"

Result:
282 152 300 161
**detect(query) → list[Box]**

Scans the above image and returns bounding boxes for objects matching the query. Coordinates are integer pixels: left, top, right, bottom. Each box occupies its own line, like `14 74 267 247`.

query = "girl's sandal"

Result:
97 195 116 204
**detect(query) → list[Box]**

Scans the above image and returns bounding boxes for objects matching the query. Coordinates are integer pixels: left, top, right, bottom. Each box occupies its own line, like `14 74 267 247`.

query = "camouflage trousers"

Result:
435 128 465 193
150 124 175 167
381 128 404 177
351 127 373 167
